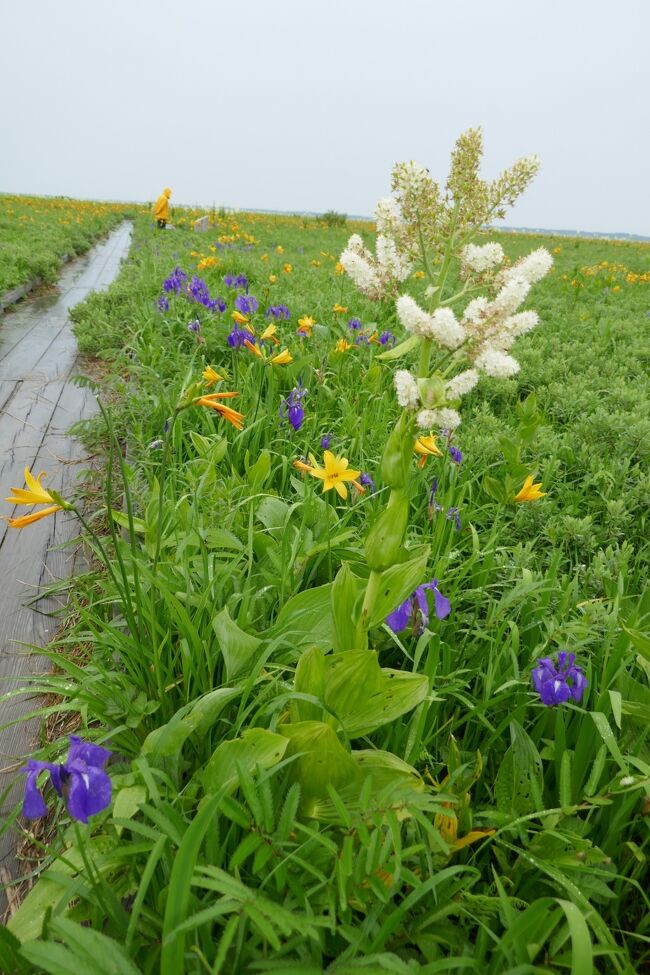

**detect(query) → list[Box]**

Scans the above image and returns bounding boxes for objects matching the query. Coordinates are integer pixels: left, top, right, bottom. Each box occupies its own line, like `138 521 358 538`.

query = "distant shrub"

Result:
320 210 347 227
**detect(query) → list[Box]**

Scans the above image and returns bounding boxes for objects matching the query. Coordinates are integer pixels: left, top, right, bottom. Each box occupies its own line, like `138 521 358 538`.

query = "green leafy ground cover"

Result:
1 188 649 973
0 194 135 294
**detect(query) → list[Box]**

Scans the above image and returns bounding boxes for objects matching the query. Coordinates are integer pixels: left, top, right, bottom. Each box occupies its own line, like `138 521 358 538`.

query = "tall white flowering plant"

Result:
338 128 553 645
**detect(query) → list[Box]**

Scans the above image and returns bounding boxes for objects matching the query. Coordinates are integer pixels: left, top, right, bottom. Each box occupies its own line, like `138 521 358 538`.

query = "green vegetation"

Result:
0 193 135 295
1 188 649 973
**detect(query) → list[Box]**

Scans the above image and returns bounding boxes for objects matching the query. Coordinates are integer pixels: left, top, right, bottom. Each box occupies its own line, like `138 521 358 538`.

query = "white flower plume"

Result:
394 370 420 410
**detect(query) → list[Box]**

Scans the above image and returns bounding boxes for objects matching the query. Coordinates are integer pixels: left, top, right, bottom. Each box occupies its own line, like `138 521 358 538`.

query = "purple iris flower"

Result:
386 579 451 634
225 273 249 291
22 736 112 824
449 446 463 464
279 382 308 432
187 319 201 333
162 267 187 294
355 333 370 345
227 326 247 348
446 506 461 531
157 295 170 313
359 472 376 493
321 434 332 450
531 652 588 707
235 294 259 315
347 317 362 331
265 305 291 320
379 330 396 346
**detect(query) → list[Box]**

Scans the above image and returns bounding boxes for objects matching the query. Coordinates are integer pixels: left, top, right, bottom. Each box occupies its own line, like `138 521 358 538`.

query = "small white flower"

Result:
396 294 430 335
504 310 539 337
492 276 531 316
619 775 635 787
445 369 479 399
339 250 380 296
462 296 490 326
394 370 420 410
416 407 462 430
374 196 401 234
502 247 553 286
426 307 466 349
474 348 520 378
461 242 505 274
394 160 430 195
376 234 412 282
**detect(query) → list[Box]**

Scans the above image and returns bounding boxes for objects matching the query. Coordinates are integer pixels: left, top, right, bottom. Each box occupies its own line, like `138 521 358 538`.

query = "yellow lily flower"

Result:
244 339 263 358
414 435 442 468
196 391 245 430
310 259 321 268
283 263 293 273
335 262 345 275
5 468 70 529
308 450 361 500
293 456 317 475
260 253 269 262
332 304 348 314
260 323 280 345
335 339 352 352
232 310 250 326
297 315 315 336
269 274 277 284
276 245 284 254
202 366 224 386
434 804 495 852
514 475 546 502
413 270 425 279
270 348 293 365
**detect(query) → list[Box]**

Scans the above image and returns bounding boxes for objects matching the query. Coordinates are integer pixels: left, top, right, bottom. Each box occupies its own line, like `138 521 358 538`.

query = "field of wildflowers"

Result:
1 131 649 973
0 194 135 295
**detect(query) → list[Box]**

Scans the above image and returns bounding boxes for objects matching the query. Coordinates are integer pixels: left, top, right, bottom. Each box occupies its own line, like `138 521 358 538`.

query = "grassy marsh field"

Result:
1 177 649 974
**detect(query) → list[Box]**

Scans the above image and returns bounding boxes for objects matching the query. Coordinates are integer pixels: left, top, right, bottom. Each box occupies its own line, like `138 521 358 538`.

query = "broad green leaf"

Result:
324 650 381 718
143 687 241 758
330 562 364 650
322 650 428 736
256 495 290 532
108 508 145 534
354 749 424 794
590 711 628 772
202 728 288 794
293 645 326 721
377 332 421 361
21 919 142 975
203 528 244 551
112 784 147 832
365 545 431 629
190 430 227 462
620 621 650 662
309 750 424 824
246 449 271 491
213 607 261 680
495 720 544 815
281 721 359 802
8 837 120 943
269 583 335 651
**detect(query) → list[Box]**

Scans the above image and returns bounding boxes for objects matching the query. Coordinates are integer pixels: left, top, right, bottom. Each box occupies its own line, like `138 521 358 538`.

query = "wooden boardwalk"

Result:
0 223 132 901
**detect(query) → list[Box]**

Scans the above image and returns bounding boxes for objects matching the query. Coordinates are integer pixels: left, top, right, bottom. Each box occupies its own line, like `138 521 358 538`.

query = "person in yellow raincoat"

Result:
153 187 172 229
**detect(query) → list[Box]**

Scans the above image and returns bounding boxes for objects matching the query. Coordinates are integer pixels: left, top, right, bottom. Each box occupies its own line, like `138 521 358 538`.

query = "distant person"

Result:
153 187 172 229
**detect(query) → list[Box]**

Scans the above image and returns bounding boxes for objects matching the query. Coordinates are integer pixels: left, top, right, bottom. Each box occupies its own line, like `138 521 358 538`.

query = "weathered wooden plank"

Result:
0 222 132 905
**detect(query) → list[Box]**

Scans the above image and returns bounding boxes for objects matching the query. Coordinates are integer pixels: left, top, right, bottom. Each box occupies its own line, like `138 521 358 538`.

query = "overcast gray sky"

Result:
2 0 649 235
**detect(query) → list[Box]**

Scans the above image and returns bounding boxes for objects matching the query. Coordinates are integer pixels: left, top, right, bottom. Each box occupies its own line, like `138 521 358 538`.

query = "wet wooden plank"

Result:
0 222 132 904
